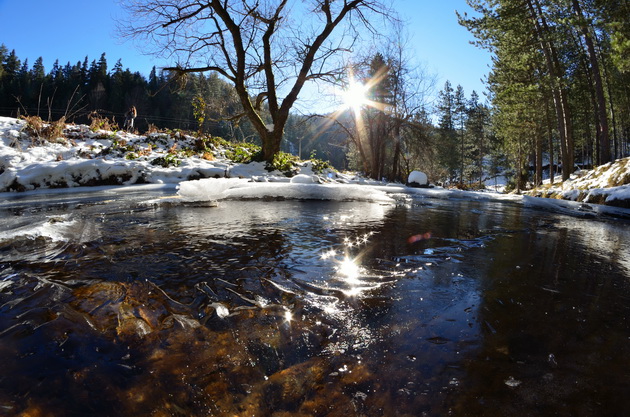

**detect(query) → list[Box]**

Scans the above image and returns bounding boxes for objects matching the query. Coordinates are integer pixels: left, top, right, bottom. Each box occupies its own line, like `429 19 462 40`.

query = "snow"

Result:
484 175 508 193
527 157 630 206
1 116 629 219
407 170 428 185
0 214 77 242
290 174 319 184
178 178 393 203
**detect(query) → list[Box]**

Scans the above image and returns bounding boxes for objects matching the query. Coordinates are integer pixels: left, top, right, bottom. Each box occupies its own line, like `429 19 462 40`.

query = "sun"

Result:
341 80 370 113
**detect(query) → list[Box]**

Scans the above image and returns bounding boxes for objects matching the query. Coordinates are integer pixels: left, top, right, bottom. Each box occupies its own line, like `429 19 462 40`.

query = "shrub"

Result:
89 112 118 132
208 136 231 148
224 142 261 163
21 115 44 137
267 151 300 176
310 157 332 174
151 154 181 167
192 95 206 135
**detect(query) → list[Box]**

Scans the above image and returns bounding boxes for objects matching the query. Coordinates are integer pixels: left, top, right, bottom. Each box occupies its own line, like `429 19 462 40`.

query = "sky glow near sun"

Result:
341 80 370 113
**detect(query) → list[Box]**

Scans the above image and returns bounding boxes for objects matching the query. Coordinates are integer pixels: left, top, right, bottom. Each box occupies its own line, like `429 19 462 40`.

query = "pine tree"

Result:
453 85 467 185
466 90 490 186
31 57 45 81
0 44 7 80
3 49 21 78
436 81 459 183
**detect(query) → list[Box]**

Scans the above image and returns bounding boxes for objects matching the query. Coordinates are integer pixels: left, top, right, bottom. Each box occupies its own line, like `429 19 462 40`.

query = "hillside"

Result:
526 158 630 208
0 116 341 193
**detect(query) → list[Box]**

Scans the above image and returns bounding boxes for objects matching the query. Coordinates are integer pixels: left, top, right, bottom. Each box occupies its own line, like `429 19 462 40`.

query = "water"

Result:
1 187 630 416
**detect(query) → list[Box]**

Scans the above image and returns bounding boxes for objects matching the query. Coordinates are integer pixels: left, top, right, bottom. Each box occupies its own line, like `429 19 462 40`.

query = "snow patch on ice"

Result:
290 174 319 184
178 178 393 203
0 215 77 242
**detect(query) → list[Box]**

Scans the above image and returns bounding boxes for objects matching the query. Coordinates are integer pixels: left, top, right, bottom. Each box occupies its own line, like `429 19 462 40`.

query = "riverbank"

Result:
1 116 629 209
525 157 630 208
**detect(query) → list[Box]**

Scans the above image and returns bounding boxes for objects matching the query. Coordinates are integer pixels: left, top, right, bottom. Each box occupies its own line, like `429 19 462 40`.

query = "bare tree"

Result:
120 0 390 162
338 25 434 181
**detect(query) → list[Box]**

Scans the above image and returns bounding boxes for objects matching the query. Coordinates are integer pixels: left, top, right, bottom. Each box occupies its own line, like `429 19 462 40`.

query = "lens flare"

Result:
338 256 360 281
407 232 432 244
284 309 293 322
341 80 370 113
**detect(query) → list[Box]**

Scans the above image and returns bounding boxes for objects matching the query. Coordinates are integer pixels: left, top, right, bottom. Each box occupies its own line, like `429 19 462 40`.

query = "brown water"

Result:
1 188 629 416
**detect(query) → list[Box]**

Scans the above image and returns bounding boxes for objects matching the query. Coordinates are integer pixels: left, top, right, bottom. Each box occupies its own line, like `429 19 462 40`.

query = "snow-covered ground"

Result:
1 116 629 219
527 158 630 208
0 116 389 194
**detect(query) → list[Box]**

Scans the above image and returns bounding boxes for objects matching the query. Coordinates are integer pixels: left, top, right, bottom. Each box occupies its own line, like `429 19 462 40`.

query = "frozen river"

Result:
1 185 629 416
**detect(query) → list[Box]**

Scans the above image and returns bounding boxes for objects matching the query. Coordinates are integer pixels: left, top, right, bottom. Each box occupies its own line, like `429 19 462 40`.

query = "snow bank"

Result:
2 116 630 216
522 195 630 219
177 178 394 203
527 157 630 207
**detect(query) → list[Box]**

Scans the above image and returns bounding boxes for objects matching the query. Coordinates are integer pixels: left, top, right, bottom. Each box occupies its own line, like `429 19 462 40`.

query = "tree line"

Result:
459 0 630 189
0 45 263 140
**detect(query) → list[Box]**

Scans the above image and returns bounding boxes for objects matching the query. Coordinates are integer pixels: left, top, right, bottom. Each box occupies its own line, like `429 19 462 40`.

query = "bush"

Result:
151 153 181 167
267 152 300 176
88 112 118 132
310 157 332 174
224 142 261 163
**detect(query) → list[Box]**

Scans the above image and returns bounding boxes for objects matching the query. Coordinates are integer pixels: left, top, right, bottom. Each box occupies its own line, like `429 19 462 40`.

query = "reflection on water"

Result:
1 190 630 416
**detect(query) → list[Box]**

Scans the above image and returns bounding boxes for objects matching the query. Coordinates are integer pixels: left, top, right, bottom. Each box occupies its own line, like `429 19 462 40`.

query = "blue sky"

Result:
0 0 491 107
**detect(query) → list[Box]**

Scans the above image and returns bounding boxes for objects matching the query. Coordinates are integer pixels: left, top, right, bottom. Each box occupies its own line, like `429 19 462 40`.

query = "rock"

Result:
406 170 428 187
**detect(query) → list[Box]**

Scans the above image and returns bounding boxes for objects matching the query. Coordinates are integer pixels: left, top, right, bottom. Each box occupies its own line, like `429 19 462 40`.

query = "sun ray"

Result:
341 79 370 113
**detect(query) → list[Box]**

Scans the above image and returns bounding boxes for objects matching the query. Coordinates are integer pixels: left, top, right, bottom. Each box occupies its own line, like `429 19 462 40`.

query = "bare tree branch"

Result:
119 0 392 161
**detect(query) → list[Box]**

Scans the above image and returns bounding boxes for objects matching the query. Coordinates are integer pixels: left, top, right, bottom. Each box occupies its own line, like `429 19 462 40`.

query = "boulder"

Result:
406 170 429 188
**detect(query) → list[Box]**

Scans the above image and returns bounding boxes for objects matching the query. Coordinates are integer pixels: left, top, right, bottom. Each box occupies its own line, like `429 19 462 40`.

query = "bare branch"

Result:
118 0 392 161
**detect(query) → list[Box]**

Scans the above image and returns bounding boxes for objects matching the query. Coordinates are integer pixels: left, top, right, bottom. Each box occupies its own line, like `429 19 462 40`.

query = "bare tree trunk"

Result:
540 89 556 183
527 0 574 181
572 0 610 164
536 130 543 186
517 138 524 194
391 125 402 182
548 113 554 184
597 33 620 159
460 129 465 187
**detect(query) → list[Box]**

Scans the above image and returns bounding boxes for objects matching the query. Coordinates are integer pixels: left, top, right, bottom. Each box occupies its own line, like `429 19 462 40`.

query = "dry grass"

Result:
606 159 630 187
137 145 153 157
146 123 160 134
88 112 119 132
20 115 66 143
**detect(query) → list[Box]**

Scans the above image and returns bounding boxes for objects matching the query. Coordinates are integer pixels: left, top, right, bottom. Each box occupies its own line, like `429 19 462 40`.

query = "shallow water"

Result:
1 188 630 416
